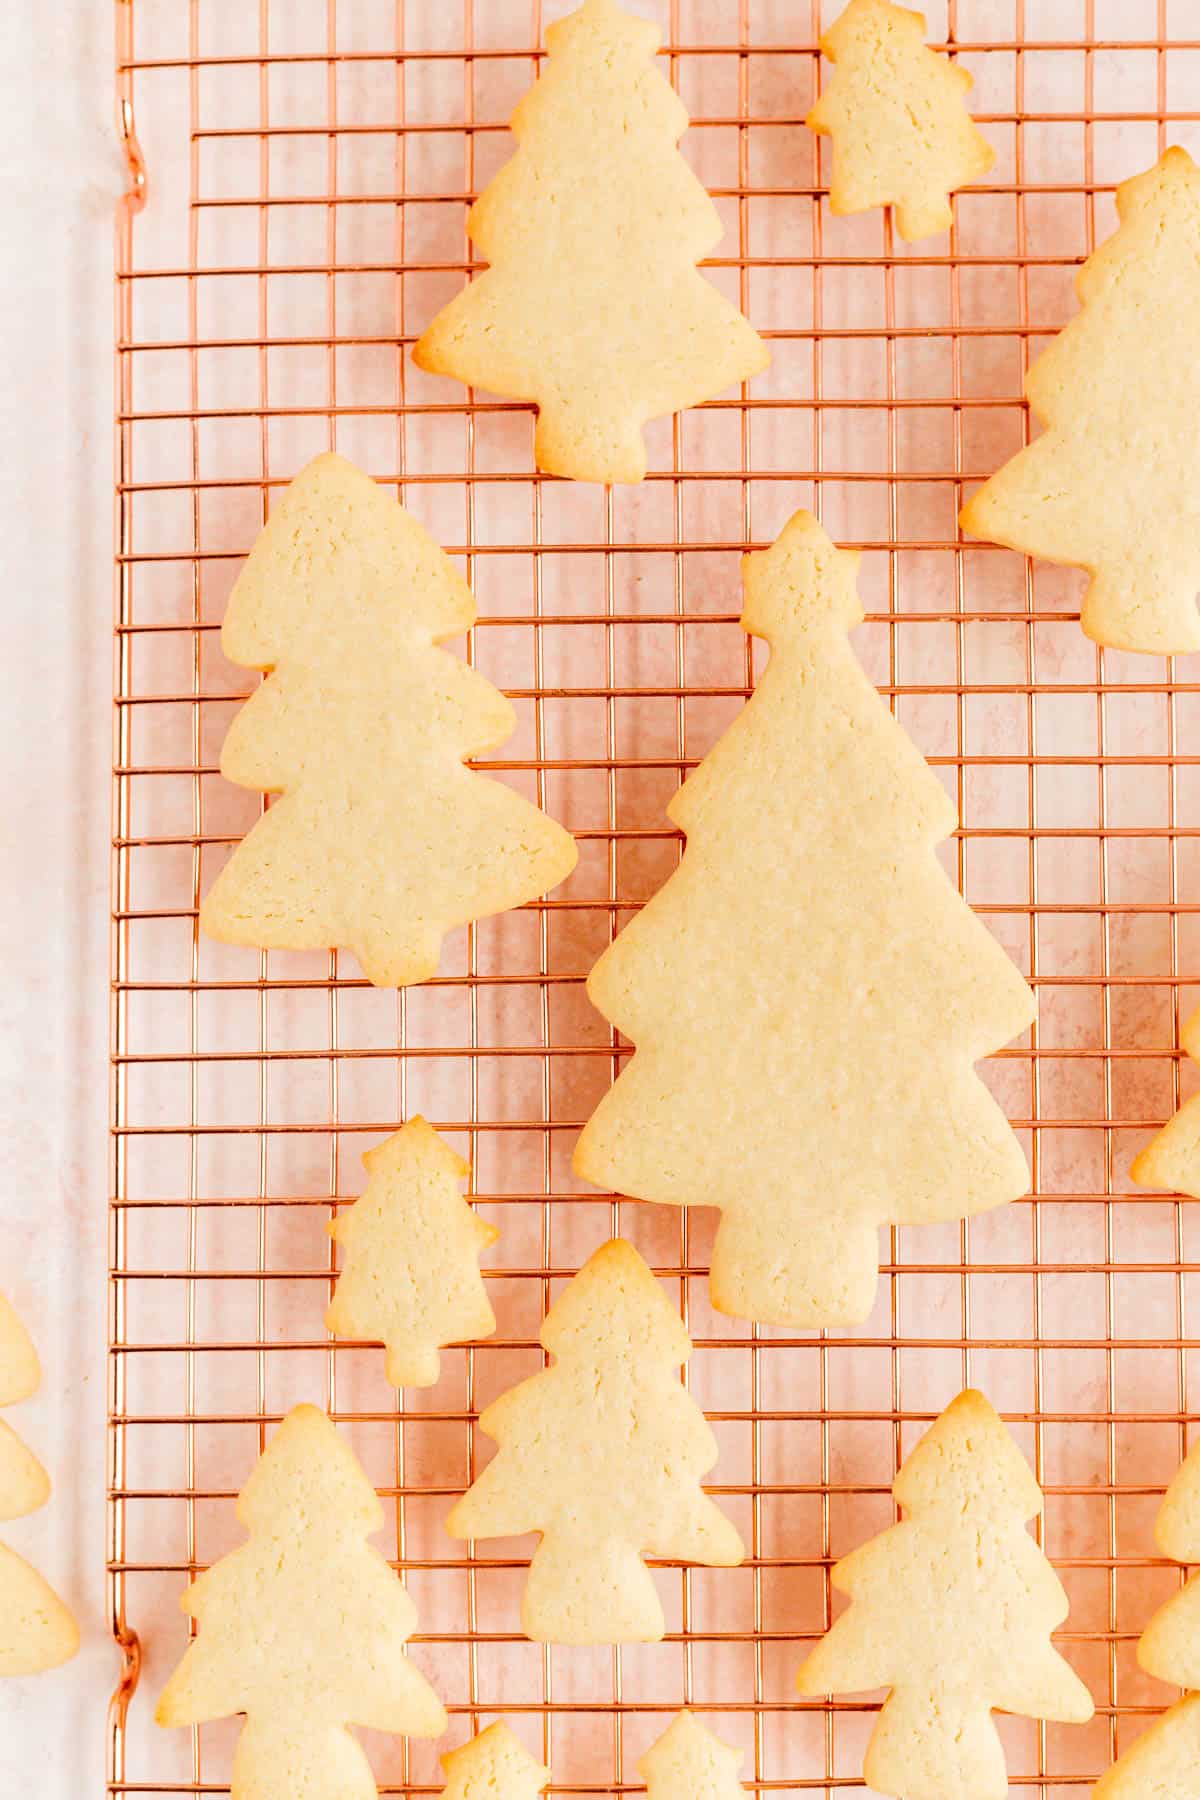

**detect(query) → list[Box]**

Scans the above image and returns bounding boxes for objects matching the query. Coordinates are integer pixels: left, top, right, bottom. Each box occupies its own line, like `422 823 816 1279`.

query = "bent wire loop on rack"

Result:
112 0 1198 1796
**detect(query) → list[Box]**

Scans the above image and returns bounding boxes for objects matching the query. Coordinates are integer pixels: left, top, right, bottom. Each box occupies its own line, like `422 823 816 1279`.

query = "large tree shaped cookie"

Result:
797 1390 1094 1800
807 0 995 241
446 1239 743 1644
156 1405 446 1799
201 453 577 985
413 0 768 483
574 511 1034 1327
0 1292 78 1676
326 1117 498 1389
1093 1440 1200 1797
962 147 1200 653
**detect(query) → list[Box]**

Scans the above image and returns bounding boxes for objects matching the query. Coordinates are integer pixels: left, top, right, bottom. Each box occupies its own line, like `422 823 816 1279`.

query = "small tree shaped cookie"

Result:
574 512 1034 1328
156 1405 446 1798
1093 1440 1200 1797
326 1117 499 1389
796 1390 1094 1800
0 1292 78 1677
440 1723 550 1800
446 1238 743 1644
413 0 768 483
1130 1008 1200 1198
640 1712 749 1800
807 0 995 241
962 147 1200 653
201 453 577 985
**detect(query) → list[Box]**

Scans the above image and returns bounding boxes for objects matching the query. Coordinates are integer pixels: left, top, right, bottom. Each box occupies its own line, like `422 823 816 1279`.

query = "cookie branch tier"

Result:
574 512 1035 1328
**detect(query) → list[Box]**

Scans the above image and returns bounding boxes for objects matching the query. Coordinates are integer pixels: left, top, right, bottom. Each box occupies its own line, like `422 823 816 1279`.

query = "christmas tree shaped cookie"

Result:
446 1238 743 1644
1094 1440 1200 1797
962 147 1200 653
807 0 995 241
157 1405 446 1798
640 1712 749 1800
574 512 1034 1327
326 1117 499 1389
201 453 577 985
0 1292 78 1676
440 1723 550 1800
1130 1007 1200 1198
413 0 768 483
797 1390 1094 1800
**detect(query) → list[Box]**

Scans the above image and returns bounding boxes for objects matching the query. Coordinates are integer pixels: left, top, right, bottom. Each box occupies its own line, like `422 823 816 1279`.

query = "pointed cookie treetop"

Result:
962 146 1200 653
807 0 995 241
639 1712 749 1800
413 0 768 482
441 1723 550 1800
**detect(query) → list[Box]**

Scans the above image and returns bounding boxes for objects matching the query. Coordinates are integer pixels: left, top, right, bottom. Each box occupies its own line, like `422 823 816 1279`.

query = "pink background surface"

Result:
11 0 1200 1795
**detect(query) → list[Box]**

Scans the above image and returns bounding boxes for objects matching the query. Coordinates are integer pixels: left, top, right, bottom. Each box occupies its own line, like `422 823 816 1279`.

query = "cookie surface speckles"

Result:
962 147 1200 653
446 1239 743 1644
797 1390 1094 1800
413 0 768 483
201 453 577 986
807 0 995 241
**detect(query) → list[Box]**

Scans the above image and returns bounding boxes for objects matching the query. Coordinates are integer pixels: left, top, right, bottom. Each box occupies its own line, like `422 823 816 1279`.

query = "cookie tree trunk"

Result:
574 512 1034 1327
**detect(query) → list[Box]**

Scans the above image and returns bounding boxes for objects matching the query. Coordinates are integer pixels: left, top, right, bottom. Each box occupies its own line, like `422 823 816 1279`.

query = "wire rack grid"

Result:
110 0 1200 1796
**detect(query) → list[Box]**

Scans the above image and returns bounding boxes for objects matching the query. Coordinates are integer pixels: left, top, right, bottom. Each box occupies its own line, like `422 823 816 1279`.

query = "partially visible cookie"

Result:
807 0 995 241
441 1723 550 1800
413 0 768 483
446 1238 744 1644
961 147 1200 653
639 1712 749 1800
0 1292 40 1406
326 1117 498 1389
156 1404 446 1796
201 453 577 986
1131 1006 1200 1197
796 1390 1093 1800
0 1296 78 1676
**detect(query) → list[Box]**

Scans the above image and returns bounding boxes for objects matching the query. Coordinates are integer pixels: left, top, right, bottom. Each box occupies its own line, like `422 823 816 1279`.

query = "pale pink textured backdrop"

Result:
111 2 1200 1798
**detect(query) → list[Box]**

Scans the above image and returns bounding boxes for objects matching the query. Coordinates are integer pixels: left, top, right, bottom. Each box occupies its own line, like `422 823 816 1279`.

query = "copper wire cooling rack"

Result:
110 1 1200 1795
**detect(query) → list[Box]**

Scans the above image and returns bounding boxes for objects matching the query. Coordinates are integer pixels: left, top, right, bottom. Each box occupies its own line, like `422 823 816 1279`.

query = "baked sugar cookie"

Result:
962 147 1200 653
156 1405 446 1798
201 453 577 986
326 1117 498 1389
574 512 1034 1327
640 1712 749 1800
441 1723 550 1800
797 1390 1094 1800
1131 1006 1200 1198
807 0 995 241
413 0 768 483
446 1239 743 1644
1094 1440 1200 1796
